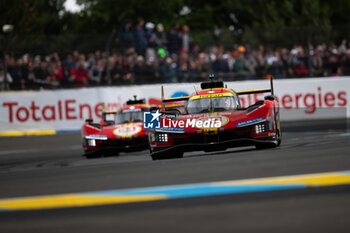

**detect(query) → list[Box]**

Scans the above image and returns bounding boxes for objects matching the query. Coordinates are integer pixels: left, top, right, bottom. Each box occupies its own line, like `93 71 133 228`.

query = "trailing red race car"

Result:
148 75 281 160
81 97 152 158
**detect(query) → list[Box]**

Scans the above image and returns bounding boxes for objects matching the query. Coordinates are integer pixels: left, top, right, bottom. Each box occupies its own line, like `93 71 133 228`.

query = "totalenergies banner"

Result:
0 77 349 134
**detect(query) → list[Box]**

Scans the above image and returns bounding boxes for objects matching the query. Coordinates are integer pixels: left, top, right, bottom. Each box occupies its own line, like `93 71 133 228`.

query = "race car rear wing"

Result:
236 88 271 95
235 75 275 96
162 96 190 103
161 85 190 108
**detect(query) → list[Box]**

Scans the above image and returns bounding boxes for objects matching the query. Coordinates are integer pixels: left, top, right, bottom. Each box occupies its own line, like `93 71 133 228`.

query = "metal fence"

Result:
1 26 350 91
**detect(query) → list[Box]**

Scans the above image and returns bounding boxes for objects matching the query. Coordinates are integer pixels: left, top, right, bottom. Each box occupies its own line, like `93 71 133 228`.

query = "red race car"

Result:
148 75 281 160
81 97 151 158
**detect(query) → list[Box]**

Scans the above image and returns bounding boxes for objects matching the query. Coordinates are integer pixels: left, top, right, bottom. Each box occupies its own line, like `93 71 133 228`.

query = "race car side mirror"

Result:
264 95 275 100
85 118 93 123
162 109 181 117
150 106 160 112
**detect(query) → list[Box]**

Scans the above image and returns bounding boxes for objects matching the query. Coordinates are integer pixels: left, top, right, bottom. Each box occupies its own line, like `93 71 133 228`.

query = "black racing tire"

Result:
276 131 282 147
255 143 277 150
84 153 102 159
103 151 120 157
273 104 282 147
151 151 184 160
275 116 282 147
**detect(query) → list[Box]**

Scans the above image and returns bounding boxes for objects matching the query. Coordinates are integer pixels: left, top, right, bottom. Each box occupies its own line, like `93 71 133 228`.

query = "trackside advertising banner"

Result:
0 77 349 133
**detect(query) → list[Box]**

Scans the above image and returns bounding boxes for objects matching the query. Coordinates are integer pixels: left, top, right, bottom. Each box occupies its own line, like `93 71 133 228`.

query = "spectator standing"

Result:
0 65 13 90
254 51 266 78
64 54 76 69
46 66 60 89
328 52 340 76
56 64 74 88
72 51 80 68
177 50 191 82
233 52 246 80
181 25 190 52
338 39 347 54
196 53 210 80
188 56 199 80
244 51 257 79
122 54 134 84
265 49 279 66
280 48 293 78
310 50 323 77
71 61 89 87
133 18 148 56
155 23 167 49
51 57 62 87
269 59 284 79
133 55 147 84
190 44 200 59
145 22 157 60
118 19 134 54
33 60 49 89
89 62 103 86
341 52 350 75
168 23 181 55
160 57 177 82
110 59 124 85
12 58 28 90
212 53 230 80
144 57 158 83
292 47 308 77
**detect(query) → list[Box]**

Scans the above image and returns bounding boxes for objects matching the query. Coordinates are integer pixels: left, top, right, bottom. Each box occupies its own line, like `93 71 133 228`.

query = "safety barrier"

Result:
0 77 349 135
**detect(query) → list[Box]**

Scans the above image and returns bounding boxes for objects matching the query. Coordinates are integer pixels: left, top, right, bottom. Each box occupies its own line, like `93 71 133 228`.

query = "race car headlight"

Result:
85 135 108 147
155 133 168 142
87 139 96 147
85 135 108 140
255 123 267 134
150 133 156 142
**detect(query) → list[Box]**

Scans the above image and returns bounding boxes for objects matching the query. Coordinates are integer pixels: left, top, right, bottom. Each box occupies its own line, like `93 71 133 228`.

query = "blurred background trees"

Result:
1 0 349 56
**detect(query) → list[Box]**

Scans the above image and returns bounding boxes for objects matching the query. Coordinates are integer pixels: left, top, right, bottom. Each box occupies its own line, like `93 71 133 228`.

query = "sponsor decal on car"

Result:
157 127 185 133
190 93 233 100
236 117 264 127
113 125 142 136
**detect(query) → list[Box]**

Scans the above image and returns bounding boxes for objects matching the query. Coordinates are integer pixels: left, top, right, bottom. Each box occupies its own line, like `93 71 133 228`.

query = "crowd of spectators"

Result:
1 18 350 90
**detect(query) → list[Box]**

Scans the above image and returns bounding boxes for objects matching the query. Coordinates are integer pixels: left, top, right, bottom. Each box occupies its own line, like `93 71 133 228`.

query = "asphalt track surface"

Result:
0 120 350 232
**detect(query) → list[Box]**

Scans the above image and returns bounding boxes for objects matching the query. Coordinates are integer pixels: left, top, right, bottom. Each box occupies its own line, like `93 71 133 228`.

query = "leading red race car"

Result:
81 97 151 158
148 75 282 160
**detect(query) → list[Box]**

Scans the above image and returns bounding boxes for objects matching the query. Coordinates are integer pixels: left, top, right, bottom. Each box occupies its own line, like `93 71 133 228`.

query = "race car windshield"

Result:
115 110 143 124
187 96 238 114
